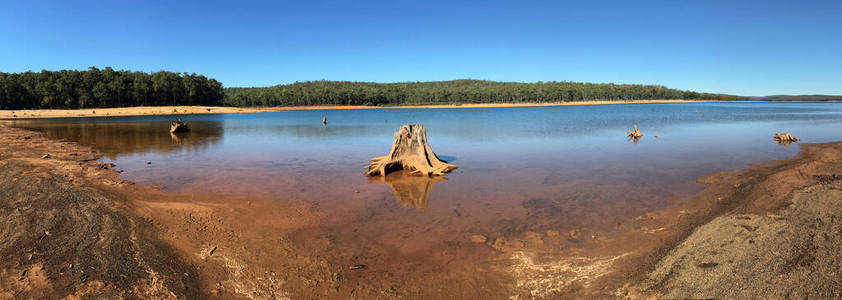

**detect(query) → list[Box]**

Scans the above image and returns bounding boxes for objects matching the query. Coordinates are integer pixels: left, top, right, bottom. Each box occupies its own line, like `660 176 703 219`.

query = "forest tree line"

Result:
1 68 750 109
0 67 224 109
223 80 748 106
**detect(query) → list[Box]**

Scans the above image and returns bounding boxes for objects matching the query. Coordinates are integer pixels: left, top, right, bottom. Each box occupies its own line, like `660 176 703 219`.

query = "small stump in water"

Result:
366 124 457 177
627 125 643 138
627 125 643 144
170 119 190 133
774 132 798 146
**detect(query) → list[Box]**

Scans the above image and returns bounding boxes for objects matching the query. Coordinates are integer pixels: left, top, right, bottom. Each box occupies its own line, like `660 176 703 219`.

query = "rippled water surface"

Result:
8 102 842 233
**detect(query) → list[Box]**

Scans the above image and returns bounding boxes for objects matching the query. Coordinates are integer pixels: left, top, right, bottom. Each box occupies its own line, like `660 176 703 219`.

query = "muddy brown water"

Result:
6 102 842 297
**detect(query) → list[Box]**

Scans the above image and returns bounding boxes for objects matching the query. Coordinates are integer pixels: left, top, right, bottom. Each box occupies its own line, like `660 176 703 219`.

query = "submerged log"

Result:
366 124 457 177
774 132 798 146
170 119 190 133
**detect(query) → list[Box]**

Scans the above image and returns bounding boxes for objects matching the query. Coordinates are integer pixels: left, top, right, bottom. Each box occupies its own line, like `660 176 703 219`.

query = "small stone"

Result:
546 230 560 237
471 234 488 243
350 264 366 270
568 229 582 240
146 161 152 165
354 190 359 193
492 237 507 251
332 272 342 291
41 154 51 159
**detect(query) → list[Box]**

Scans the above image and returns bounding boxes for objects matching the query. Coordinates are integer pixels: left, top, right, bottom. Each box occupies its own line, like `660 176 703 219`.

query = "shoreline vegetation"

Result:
0 100 751 119
1 68 751 110
3 123 842 297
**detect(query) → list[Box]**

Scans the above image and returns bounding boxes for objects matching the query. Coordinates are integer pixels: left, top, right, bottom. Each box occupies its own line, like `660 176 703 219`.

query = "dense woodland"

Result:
0 68 223 109
223 80 748 106
1 68 754 109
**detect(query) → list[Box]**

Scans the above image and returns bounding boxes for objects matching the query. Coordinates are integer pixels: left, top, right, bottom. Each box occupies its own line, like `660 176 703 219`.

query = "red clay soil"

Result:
2 122 842 299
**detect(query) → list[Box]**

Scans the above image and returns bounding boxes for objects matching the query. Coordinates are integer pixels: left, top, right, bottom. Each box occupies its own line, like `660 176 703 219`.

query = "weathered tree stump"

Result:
627 125 643 143
170 119 190 133
774 132 798 146
627 125 643 138
366 124 457 177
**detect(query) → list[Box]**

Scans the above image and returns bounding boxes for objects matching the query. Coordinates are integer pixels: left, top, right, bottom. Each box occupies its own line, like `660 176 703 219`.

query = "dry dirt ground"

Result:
2 122 842 299
0 124 199 299
624 142 842 299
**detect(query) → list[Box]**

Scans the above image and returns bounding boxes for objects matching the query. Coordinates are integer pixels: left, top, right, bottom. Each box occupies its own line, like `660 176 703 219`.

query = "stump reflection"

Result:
368 171 446 210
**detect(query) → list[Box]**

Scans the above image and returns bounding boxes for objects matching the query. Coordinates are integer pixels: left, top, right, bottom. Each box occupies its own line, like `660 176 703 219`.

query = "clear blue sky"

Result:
1 0 840 96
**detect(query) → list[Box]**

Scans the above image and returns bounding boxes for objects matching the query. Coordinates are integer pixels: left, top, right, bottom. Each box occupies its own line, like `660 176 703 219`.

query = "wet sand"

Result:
2 123 841 298
0 100 749 119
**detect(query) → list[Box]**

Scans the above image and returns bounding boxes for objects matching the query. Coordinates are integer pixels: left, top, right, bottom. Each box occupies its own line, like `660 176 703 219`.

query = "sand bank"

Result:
0 100 750 119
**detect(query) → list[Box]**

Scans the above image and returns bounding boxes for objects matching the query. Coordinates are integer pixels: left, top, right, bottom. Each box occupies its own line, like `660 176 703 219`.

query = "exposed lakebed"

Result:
6 102 842 297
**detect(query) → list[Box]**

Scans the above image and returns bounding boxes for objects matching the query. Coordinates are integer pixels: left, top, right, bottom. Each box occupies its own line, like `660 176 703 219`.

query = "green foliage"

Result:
223 79 749 107
0 67 224 109
1 69 751 110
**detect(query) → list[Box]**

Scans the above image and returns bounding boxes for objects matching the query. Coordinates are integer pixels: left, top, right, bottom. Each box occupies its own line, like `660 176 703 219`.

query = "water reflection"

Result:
775 139 797 146
367 171 446 210
7 119 223 159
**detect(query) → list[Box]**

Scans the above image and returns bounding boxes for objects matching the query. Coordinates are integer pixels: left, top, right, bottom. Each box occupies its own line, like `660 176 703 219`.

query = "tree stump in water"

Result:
774 132 798 146
170 119 190 133
627 125 643 144
627 125 643 138
366 124 457 177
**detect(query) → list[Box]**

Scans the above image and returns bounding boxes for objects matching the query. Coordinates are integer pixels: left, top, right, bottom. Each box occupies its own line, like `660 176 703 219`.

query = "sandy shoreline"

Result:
2 123 841 298
0 100 750 119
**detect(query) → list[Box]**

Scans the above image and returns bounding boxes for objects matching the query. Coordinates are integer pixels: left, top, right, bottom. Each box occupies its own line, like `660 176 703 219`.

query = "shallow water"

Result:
8 102 842 237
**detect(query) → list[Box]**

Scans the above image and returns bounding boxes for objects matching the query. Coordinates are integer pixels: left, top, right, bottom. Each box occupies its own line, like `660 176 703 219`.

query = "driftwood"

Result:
774 132 798 146
366 124 457 177
170 119 189 133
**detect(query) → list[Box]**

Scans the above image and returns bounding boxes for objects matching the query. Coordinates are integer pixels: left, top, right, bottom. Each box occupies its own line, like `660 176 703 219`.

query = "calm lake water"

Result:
8 102 842 235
